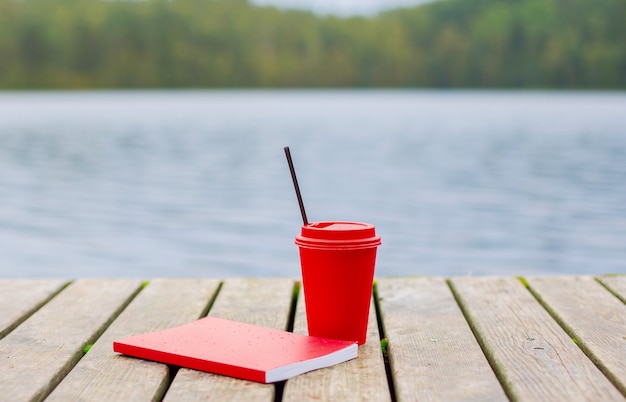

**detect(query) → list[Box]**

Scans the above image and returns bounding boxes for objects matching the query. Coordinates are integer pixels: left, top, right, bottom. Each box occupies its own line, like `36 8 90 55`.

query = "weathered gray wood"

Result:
0 279 69 339
526 276 626 395
376 277 508 402
282 282 390 402
2 276 624 402
46 278 220 402
162 278 296 402
0 279 143 402
598 275 626 304
449 276 625 402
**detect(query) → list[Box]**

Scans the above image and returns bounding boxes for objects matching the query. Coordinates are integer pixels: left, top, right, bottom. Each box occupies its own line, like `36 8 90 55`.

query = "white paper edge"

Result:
265 343 359 383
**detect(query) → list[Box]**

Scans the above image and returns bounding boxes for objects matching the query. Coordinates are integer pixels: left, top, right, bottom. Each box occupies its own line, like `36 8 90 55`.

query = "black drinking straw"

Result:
284 146 308 225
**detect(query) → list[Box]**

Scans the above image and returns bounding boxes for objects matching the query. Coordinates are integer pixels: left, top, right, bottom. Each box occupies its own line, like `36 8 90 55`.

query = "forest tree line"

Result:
0 0 624 89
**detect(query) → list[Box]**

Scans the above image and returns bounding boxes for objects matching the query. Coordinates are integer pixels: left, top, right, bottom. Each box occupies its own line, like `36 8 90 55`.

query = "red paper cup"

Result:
295 221 381 345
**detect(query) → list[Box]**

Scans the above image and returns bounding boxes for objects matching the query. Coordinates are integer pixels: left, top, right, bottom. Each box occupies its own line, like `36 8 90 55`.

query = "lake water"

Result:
1 90 625 278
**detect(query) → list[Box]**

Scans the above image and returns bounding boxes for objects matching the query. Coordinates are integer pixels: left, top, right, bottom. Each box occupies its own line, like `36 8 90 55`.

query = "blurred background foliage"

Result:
0 0 624 89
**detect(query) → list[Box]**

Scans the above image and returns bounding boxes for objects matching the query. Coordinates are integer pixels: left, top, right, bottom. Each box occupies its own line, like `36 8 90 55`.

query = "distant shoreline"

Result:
1 0 624 89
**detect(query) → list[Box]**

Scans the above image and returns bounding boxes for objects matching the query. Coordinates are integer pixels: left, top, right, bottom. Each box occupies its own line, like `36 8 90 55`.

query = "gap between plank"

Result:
520 276 626 397
274 280 301 402
445 279 516 402
198 281 225 318
0 280 73 341
158 280 225 401
286 280 301 333
595 276 626 305
42 280 149 401
373 281 398 402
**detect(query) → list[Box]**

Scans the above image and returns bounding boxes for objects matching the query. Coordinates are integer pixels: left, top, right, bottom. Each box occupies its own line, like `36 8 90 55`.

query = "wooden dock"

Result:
0 275 624 401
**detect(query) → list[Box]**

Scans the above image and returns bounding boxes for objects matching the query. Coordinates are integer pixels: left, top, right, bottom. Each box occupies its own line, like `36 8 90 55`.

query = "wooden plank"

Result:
598 275 626 304
0 279 143 402
162 278 296 402
526 276 626 395
281 282 390 402
449 276 625 402
46 278 220 402
0 279 69 339
376 277 508 402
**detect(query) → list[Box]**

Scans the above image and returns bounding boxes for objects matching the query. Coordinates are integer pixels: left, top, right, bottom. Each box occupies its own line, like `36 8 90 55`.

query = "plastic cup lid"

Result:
295 221 381 249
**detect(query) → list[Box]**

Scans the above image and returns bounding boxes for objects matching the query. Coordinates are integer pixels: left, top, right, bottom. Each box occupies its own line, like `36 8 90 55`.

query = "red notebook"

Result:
113 316 358 383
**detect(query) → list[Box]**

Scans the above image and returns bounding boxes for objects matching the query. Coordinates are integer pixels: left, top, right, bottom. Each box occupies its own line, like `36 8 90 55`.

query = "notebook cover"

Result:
113 316 358 383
